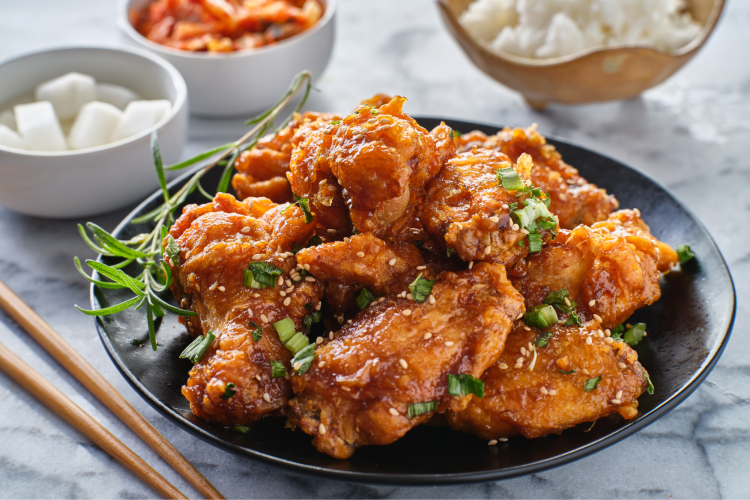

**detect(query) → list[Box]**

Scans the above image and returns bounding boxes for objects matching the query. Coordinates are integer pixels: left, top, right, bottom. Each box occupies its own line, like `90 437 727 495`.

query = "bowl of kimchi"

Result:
117 0 336 117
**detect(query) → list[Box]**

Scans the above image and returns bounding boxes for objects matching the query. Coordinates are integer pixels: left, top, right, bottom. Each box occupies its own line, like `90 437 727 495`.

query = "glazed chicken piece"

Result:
420 149 557 266
232 111 340 202
288 96 443 239
457 126 618 229
445 321 649 439
509 209 679 330
287 262 525 458
167 193 324 425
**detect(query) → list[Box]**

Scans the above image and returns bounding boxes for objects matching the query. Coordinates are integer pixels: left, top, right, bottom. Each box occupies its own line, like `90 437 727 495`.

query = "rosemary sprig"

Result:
74 71 315 350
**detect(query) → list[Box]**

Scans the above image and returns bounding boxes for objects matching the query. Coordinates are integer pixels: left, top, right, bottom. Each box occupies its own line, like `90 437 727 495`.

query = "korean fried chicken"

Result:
457 126 619 229
510 209 679 330
446 321 649 439
167 193 324 425
287 262 525 458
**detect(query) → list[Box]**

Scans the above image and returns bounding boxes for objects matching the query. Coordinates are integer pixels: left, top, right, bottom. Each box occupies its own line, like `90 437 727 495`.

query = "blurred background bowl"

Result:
437 0 725 109
0 46 187 219
117 0 336 117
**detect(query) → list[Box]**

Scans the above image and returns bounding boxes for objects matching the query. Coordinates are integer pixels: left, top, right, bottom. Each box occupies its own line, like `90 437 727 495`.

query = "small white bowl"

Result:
0 46 188 219
117 0 336 117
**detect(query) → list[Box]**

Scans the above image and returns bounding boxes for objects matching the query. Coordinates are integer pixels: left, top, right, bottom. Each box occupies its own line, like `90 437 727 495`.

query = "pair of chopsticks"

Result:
0 279 224 499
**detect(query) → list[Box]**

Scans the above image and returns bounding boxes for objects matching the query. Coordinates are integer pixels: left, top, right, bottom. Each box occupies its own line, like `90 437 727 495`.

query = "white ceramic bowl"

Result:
117 0 336 117
0 46 188 219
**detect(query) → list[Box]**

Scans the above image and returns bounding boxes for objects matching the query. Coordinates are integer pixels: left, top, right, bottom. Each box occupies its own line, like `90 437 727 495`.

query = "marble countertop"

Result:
1 0 748 498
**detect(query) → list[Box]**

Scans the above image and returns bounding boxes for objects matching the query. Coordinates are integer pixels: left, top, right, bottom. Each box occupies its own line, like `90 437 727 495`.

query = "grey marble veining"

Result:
0 0 748 498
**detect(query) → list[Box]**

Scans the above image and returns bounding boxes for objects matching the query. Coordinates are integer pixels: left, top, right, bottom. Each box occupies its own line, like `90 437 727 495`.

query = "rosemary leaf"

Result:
217 150 239 193
86 260 146 295
149 291 197 317
74 256 125 290
75 296 141 316
151 132 169 203
77 224 114 257
86 223 151 260
167 142 236 171
146 301 157 350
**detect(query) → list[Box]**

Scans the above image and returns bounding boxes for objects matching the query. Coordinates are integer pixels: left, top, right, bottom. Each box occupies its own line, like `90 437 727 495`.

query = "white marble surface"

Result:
0 0 748 498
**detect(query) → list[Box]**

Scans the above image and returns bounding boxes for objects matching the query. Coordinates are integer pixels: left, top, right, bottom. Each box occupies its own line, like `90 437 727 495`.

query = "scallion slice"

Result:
523 304 558 328
303 310 323 330
624 323 646 346
676 244 695 264
584 375 602 392
496 167 525 191
250 322 262 342
407 401 438 419
291 344 316 374
610 323 624 340
447 373 485 398
533 331 554 348
285 332 310 355
179 331 215 364
233 425 251 434
565 311 583 327
220 383 236 400
165 235 181 266
644 372 655 395
559 369 575 374
244 261 284 289
528 231 543 253
270 360 288 378
356 288 376 310
408 274 435 303
296 197 314 224
273 318 297 343
544 289 577 313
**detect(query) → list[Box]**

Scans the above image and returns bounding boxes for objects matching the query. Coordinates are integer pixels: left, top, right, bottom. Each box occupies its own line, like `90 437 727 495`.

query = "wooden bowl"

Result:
437 0 725 108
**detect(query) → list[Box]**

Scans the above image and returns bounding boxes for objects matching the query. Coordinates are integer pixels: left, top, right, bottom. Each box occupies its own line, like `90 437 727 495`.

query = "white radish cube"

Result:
0 109 15 130
35 72 96 120
14 101 68 151
110 100 171 143
68 101 123 150
96 83 141 111
0 124 25 150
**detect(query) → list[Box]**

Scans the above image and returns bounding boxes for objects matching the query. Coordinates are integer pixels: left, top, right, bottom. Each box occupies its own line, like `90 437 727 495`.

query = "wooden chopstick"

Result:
0 279 224 500
0 341 187 499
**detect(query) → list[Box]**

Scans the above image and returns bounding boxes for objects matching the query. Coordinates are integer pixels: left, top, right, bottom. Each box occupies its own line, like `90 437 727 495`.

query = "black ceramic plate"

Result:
92 117 735 485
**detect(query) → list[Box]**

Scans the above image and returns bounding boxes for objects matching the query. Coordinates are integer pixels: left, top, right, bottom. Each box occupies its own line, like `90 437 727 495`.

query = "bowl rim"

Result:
437 0 725 67
116 0 337 60
0 44 187 158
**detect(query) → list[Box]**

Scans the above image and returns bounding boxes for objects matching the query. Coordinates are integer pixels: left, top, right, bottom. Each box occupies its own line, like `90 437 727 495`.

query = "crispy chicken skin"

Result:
287 262 525 458
509 209 679 330
166 193 324 424
457 126 618 229
446 321 648 439
420 148 557 265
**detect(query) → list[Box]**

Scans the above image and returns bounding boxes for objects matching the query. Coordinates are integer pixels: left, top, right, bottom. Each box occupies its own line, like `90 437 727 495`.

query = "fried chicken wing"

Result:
287 262 525 458
457 126 618 229
445 321 648 439
420 149 557 265
509 209 679 329
166 193 324 424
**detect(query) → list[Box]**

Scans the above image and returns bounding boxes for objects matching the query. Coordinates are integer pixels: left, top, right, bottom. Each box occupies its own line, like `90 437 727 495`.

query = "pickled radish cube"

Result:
14 101 68 151
0 124 25 150
0 109 15 130
35 72 96 120
68 101 123 150
110 100 171 142
96 83 140 110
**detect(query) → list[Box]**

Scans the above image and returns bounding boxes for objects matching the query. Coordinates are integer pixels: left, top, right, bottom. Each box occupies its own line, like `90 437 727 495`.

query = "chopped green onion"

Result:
407 401 438 419
533 331 554 348
559 369 575 374
295 197 314 224
179 331 215 364
537 217 556 231
233 425 251 434
291 344 316 374
447 374 485 398
528 232 543 252
305 302 312 310
165 235 181 266
513 198 551 229
676 244 695 264
584 375 602 392
356 288 377 310
624 323 646 346
544 289 577 313
331 120 341 125
644 372 655 395
250 321 262 343
565 311 583 327
273 318 297 343
523 304 558 328
496 167 525 191
220 383 236 400
304 310 322 330
408 274 435 303
285 332 310 354
307 234 323 247
244 261 283 289
446 248 455 257
270 360 288 378
610 323 624 340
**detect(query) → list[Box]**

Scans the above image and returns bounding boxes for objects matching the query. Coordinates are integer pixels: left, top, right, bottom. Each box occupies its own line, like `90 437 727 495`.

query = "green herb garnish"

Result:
447 374 485 398
565 311 583 327
624 323 647 346
233 425 251 434
584 376 602 392
559 369 575 374
496 167 525 191
291 344 316 374
220 383 236 400
408 274 435 303
446 248 456 257
544 289 577 313
676 244 695 264
179 331 215 364
356 288 377 310
644 372 655 395
407 401 438 419
524 304 558 328
164 235 181 266
250 321 262 342
533 331 554 348
244 261 283 289
270 360 288 378
273 317 311 356
304 310 322 330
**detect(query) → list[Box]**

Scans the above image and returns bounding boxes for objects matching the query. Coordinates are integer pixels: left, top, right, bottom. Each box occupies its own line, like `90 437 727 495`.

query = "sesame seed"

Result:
520 229 529 235
593 314 603 323
304 276 316 283
498 363 509 369
315 302 321 311
286 279 292 287
618 362 627 369
255 375 261 381
218 286 226 292
564 297 571 307
279 291 287 297
329 331 334 340
276 276 283 286
488 439 498 446
516 356 525 364
389 408 399 416
353 134 364 140
342 386 351 391
337 316 344 325
548 389 557 396
598 330 605 338
484 246 492 255
520 347 527 355
283 297 291 306
514 362 523 369
424 333 432 340
499 437 508 442
585 337 593 345
406 293 414 300
293 362 301 371
416 265 427 270
502 204 509 209
347 319 352 324
316 337 324 345
248 309 253 317
523 326 531 331
253 293 260 298
611 399 621 405
489 216 500 223
263 393 271 402
604 337 614 344
512 223 520 231
583 368 590 375
378 297 386 303
605 329 611 337
616 390 623 399
428 295 436 304
357 251 365 258
399 359 408 369
468 261 474 269
445 341 455 347
402 309 412 316
327 228 336 234
589 299 596 307
540 387 548 395
319 423 326 434
240 227 251 234
389 258 397 266
252 254 264 261
318 361 326 368
304 264 311 271
379 117 391 124
261 314 269 323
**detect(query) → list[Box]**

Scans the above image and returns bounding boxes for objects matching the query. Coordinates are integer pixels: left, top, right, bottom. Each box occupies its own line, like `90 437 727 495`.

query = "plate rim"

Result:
92 116 737 485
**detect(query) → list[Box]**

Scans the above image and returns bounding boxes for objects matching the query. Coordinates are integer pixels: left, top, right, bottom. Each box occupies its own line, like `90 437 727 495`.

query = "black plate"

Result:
92 117 736 485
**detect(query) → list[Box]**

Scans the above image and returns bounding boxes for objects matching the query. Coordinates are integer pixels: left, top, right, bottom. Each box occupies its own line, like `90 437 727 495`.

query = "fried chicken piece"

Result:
359 93 394 108
287 262 525 458
420 149 557 265
289 96 443 239
457 126 618 229
232 175 294 203
509 209 679 330
445 321 648 439
166 193 324 425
